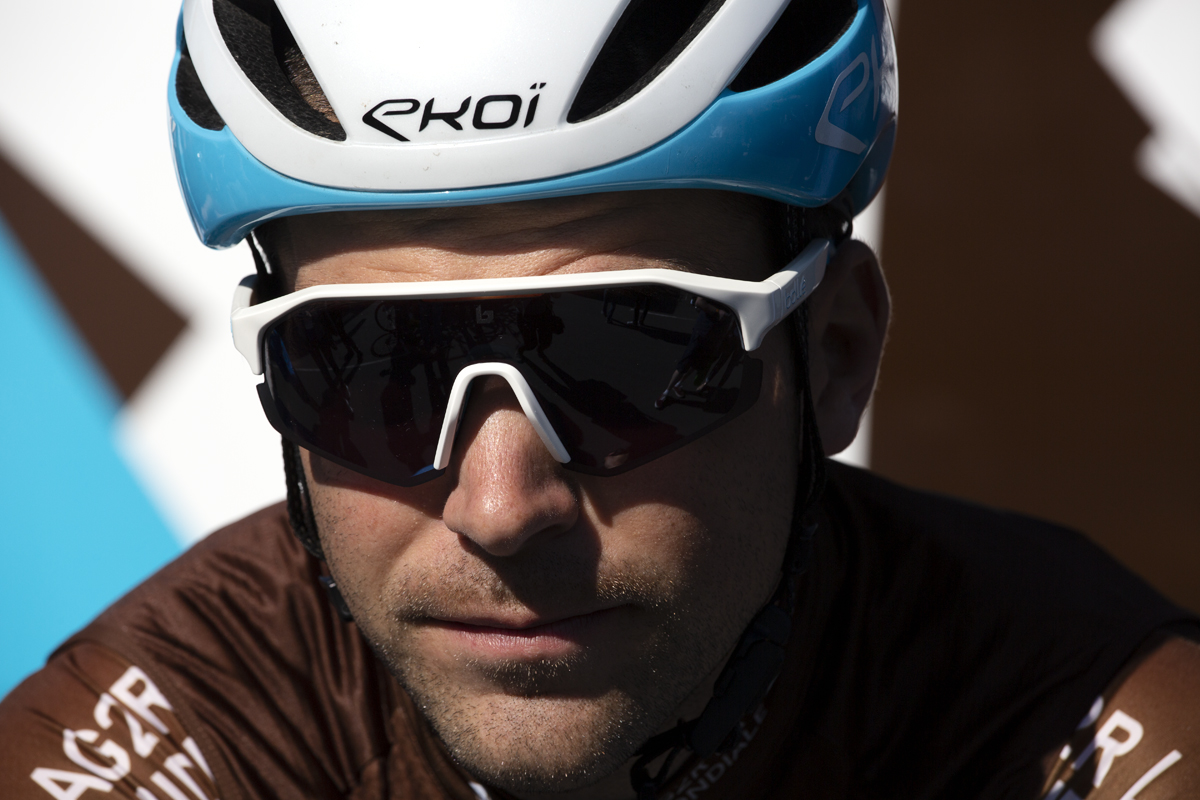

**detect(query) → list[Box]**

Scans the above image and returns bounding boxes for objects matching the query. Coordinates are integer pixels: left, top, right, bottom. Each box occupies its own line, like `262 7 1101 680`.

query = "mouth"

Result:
426 606 630 661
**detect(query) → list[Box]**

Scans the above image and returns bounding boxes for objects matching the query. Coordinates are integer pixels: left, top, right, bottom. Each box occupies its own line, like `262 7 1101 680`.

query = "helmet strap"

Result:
253 229 328 566
284 437 357 621
282 436 325 561
248 230 285 301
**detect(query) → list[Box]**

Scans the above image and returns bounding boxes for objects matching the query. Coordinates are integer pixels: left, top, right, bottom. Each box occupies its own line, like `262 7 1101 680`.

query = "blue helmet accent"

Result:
170 0 897 250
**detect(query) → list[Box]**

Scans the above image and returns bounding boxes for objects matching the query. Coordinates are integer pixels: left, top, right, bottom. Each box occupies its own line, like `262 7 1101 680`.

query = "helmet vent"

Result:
727 0 857 92
212 0 346 141
177 37 226 131
568 0 727 124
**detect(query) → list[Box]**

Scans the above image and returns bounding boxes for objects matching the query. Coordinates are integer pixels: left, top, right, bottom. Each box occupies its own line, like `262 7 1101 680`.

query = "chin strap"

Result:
282 436 326 561
282 436 356 620
252 231 328 566
629 521 815 799
256 230 330 569
630 297 827 800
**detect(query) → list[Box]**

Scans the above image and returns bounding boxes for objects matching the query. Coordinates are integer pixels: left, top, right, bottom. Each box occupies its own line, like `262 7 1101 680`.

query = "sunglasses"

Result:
231 239 829 486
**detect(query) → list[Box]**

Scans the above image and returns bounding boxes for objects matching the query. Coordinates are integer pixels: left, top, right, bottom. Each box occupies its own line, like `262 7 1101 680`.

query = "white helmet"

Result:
170 0 897 248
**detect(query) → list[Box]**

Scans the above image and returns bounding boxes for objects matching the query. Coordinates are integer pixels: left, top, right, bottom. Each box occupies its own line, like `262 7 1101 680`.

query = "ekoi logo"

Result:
363 83 547 142
816 37 883 155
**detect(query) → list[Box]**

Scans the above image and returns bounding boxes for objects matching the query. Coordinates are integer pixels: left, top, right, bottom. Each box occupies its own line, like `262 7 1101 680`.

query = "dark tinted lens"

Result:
509 287 760 473
263 300 453 484
260 286 759 484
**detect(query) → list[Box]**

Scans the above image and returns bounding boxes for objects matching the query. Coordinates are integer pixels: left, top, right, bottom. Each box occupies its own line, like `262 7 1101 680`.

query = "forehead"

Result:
268 190 777 287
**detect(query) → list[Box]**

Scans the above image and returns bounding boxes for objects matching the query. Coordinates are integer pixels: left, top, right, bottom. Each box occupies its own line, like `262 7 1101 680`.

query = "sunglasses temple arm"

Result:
739 238 830 351
231 274 269 374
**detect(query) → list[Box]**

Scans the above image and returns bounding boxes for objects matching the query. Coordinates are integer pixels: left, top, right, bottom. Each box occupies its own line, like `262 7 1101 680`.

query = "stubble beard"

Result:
355 557 743 795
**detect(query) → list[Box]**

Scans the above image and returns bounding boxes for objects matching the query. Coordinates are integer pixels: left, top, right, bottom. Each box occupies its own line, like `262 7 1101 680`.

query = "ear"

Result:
805 240 890 456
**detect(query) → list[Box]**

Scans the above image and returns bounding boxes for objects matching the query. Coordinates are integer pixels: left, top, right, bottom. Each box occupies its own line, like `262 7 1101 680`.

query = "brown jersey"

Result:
2 463 1198 800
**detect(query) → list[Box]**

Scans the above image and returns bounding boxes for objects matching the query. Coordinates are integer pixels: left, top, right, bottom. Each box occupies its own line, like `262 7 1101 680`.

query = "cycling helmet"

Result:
169 0 897 249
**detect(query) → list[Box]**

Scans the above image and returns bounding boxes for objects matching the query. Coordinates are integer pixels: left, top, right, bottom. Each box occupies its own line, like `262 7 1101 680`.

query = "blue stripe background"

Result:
0 213 180 697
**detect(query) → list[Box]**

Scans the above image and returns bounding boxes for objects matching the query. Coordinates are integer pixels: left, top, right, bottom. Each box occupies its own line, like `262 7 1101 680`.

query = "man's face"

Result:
273 191 800 795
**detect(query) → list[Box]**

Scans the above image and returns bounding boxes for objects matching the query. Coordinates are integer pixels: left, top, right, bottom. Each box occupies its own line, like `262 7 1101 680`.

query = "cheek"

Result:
586 333 799 611
303 451 446 610
693 333 799 598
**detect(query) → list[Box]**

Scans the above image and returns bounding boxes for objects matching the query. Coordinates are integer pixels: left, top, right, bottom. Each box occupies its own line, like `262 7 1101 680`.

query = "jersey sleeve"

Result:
1039 632 1200 799
0 640 222 800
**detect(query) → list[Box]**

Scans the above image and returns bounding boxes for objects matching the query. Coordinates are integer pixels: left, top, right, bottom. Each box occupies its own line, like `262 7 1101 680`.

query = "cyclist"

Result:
3 1 1198 798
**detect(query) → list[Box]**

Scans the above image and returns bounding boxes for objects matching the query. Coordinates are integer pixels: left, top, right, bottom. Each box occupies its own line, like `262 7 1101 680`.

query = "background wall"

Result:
1 0 1195 697
0 2 284 696
872 0 1199 612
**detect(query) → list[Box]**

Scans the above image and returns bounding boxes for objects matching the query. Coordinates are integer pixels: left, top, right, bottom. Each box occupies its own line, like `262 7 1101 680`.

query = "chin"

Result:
424 691 651 793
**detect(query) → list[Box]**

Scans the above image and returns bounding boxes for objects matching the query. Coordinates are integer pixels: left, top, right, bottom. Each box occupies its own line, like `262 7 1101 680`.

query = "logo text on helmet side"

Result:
816 36 884 155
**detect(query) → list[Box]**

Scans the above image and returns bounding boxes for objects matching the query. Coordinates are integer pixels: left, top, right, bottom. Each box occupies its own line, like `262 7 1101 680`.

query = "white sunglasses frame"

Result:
230 238 829 376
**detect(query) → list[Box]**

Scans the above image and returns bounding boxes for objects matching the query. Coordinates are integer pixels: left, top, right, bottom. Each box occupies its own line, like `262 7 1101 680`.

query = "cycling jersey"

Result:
3 462 1198 800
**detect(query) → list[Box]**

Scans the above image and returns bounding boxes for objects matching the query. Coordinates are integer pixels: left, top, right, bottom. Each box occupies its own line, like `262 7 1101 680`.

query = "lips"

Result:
426 606 628 660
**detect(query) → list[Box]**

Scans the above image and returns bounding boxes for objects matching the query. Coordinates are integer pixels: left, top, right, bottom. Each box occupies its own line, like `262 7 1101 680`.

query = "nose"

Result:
441 375 579 557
